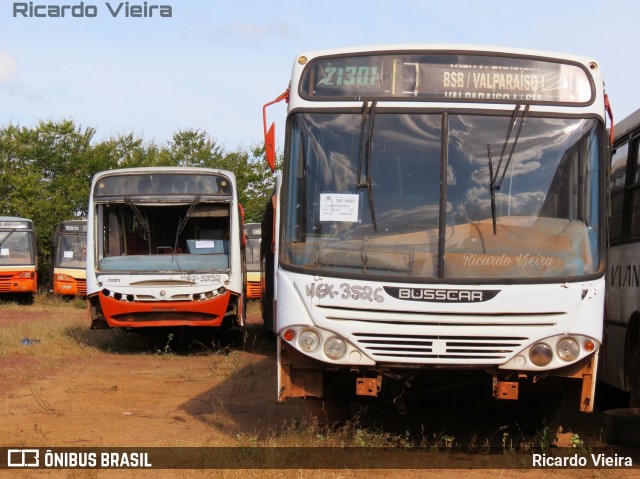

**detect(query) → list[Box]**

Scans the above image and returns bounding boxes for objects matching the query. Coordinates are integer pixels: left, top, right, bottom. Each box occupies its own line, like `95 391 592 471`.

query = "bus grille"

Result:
352 332 527 360
0 274 15 292
246 281 261 299
111 311 220 322
76 279 87 295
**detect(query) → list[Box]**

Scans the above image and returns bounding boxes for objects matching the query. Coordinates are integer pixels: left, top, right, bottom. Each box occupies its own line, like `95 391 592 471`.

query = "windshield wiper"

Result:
357 100 378 232
173 195 201 256
0 229 16 249
487 104 530 235
125 198 152 254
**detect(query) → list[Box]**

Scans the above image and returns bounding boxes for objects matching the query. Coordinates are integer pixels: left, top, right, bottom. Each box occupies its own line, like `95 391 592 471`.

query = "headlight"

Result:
324 337 347 360
298 330 320 352
529 343 553 366
557 338 580 361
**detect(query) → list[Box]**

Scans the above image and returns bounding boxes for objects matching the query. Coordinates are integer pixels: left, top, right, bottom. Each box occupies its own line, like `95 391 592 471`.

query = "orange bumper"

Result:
0 271 37 294
97 290 231 328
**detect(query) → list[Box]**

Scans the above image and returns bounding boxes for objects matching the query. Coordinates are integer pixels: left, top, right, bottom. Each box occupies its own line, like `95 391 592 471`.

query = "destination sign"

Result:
94 173 233 197
0 220 32 229
301 53 593 104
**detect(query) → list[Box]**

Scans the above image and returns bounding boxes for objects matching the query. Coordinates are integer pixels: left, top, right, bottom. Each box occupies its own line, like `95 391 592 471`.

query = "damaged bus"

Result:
86 167 246 330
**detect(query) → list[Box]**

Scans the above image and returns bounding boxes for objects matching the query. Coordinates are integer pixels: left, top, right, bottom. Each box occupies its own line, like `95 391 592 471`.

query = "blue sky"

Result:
0 0 637 152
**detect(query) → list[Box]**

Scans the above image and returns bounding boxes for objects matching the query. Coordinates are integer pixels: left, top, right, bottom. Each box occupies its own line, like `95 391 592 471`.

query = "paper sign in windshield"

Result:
320 193 359 222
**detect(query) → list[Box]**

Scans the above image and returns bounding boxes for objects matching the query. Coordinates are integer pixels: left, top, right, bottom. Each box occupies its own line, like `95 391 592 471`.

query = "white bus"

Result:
261 45 612 412
244 222 262 299
86 167 246 330
602 107 640 407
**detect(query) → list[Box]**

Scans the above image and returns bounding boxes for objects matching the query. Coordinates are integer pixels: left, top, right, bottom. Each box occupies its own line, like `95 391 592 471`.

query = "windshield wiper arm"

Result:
357 100 378 232
0 229 16 249
173 195 201 256
487 104 530 235
125 198 152 253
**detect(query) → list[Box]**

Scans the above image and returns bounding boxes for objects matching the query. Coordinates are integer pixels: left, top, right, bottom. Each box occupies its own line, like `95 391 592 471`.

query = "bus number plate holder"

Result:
356 376 382 397
493 377 519 400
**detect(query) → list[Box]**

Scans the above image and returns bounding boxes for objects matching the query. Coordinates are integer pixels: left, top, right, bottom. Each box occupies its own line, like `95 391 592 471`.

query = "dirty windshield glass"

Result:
282 111 602 281
0 231 34 265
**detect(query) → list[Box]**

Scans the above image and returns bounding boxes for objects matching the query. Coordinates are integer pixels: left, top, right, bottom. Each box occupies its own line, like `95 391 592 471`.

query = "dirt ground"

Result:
0 304 638 478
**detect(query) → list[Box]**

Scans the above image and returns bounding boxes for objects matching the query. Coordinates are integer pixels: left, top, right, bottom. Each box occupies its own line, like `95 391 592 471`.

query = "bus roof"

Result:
295 44 598 66
613 107 640 144
92 167 236 183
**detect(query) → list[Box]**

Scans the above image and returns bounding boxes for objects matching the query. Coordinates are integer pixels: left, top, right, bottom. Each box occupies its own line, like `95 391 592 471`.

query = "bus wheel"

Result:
603 408 640 447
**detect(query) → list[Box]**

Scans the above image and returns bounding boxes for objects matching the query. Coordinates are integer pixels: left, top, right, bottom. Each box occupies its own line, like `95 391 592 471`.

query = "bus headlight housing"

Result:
324 337 347 360
529 343 553 366
557 338 580 361
298 330 320 352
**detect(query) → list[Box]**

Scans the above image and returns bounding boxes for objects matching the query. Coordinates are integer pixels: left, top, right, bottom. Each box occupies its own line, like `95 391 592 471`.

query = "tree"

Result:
0 120 280 289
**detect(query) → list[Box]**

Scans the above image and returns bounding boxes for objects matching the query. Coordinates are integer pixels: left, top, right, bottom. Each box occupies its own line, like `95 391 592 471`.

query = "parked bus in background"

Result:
602 107 640 407
0 216 37 301
244 222 262 299
261 45 612 412
86 167 246 330
51 219 87 297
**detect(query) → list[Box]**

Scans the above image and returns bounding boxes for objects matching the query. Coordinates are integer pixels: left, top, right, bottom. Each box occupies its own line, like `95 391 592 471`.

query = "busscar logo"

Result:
384 286 500 303
7 449 39 468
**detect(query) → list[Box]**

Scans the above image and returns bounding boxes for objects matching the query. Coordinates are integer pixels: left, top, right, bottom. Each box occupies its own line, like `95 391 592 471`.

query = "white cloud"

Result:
0 51 17 84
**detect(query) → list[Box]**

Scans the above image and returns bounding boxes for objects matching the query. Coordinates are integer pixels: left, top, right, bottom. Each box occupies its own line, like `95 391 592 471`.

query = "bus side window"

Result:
609 141 628 242
627 139 640 236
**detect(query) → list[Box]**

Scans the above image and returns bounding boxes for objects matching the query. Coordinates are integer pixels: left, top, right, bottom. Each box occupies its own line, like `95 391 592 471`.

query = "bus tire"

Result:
603 408 640 447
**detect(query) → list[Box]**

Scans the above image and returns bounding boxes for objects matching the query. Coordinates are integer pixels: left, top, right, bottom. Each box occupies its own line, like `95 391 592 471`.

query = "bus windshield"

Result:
56 233 86 269
282 111 602 281
96 201 232 273
0 230 35 265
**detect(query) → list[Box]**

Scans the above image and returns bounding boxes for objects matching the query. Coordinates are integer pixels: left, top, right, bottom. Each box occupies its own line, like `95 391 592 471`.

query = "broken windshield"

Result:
282 111 603 281
96 202 232 273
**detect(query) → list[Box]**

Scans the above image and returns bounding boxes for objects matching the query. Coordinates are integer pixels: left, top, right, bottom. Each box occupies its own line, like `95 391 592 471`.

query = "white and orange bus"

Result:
86 167 246 330
51 220 87 297
0 216 37 301
262 45 612 412
244 222 261 299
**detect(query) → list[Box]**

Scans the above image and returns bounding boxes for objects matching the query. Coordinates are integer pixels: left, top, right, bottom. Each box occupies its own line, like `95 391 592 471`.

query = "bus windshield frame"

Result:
93 172 236 275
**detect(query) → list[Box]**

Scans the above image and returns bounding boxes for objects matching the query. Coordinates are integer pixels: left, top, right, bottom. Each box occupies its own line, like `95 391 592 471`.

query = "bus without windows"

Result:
244 223 262 299
86 167 246 330
262 45 612 412
602 107 640 407
0 216 37 300
51 219 87 297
